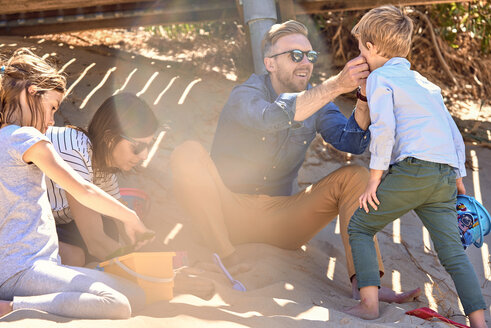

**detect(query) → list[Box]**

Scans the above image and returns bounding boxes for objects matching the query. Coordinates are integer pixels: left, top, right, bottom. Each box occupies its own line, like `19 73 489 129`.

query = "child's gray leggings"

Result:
0 260 145 319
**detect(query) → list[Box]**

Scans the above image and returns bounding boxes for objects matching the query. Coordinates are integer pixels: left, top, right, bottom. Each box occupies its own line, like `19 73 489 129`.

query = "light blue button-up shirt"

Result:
367 57 466 177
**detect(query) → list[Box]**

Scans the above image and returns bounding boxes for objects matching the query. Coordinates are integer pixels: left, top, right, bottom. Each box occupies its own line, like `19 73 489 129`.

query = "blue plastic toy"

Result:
456 195 490 249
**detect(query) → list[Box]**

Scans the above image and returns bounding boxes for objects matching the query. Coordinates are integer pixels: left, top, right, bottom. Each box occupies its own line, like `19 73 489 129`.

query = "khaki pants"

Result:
171 141 384 280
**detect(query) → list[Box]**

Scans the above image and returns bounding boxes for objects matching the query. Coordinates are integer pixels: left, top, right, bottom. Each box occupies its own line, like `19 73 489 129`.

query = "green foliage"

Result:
432 1 490 54
144 21 237 41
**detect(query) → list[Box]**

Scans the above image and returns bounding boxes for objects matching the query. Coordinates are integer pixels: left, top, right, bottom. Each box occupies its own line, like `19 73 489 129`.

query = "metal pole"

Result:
242 0 277 75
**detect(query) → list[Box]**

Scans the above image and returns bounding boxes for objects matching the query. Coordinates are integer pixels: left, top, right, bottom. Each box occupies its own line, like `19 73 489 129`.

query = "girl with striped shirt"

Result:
46 93 159 266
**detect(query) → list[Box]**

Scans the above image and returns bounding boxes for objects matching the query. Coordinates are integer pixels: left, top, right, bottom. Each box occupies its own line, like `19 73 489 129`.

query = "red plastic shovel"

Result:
406 307 469 328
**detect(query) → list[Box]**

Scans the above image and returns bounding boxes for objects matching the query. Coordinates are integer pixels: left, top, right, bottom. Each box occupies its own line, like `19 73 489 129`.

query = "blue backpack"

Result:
456 195 490 249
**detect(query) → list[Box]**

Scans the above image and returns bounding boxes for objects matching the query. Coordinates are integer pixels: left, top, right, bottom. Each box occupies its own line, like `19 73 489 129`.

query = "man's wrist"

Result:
324 74 345 98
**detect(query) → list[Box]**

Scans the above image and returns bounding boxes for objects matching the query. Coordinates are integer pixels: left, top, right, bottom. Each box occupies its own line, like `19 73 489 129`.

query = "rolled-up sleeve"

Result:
226 83 300 132
367 74 395 171
317 102 370 154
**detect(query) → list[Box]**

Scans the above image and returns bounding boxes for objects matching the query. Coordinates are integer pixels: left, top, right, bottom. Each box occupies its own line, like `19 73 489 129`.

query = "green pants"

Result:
348 157 486 315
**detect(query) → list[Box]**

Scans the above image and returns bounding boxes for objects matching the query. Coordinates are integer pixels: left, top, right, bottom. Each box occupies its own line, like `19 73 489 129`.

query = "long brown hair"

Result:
0 48 66 129
87 93 159 179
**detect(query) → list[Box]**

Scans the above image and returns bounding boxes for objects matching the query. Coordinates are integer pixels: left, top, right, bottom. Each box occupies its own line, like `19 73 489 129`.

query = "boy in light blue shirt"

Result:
345 6 486 327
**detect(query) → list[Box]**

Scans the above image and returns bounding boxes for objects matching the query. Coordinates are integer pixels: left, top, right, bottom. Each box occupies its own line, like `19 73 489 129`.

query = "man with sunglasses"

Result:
172 20 420 303
211 20 372 196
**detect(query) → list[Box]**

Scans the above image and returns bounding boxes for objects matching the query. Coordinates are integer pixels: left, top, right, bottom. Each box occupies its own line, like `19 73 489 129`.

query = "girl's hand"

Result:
133 231 156 251
123 214 155 246
359 178 381 213
456 177 466 195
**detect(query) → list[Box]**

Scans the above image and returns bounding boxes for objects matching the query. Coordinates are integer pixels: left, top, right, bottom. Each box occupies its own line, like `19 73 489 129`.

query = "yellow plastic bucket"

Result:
98 252 175 304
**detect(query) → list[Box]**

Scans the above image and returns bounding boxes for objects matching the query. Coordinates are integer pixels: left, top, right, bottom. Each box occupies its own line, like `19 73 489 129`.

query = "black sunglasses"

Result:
120 134 153 155
269 49 319 63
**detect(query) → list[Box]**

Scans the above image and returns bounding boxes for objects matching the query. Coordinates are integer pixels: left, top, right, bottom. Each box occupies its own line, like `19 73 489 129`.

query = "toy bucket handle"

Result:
114 258 175 283
464 196 485 248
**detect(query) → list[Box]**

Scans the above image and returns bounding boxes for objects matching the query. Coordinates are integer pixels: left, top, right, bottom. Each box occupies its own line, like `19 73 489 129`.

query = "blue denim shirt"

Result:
210 74 370 196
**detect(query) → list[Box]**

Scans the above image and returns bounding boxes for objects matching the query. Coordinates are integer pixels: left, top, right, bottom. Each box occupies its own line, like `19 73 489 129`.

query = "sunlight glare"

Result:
392 270 401 293
393 218 401 244
480 243 491 281
423 226 431 253
154 76 179 105
457 298 470 326
219 308 261 318
470 150 491 281
80 67 116 109
273 298 296 307
66 62 95 96
59 58 76 73
136 71 159 97
470 150 482 202
113 68 137 95
284 283 294 291
141 130 166 168
178 78 202 105
424 282 438 311
326 257 336 280
163 223 183 245
296 306 329 321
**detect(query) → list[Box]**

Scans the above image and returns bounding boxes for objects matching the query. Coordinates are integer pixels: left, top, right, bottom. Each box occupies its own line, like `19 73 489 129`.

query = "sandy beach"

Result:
0 34 489 328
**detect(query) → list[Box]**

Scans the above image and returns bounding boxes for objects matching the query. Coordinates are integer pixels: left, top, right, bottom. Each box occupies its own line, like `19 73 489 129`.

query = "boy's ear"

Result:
365 42 374 51
366 42 379 55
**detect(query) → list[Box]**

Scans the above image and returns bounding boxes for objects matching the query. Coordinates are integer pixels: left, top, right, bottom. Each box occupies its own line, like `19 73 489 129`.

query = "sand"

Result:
0 35 489 328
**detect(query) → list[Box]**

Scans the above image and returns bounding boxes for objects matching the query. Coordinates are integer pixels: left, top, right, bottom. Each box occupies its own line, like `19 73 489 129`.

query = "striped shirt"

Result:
45 126 121 224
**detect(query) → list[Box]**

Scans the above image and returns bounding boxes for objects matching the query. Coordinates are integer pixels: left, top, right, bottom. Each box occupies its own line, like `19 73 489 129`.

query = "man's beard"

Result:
277 69 310 93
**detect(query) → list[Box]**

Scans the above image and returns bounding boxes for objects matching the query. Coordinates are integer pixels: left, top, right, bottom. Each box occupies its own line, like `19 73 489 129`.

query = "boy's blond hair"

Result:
262 20 308 58
351 5 413 58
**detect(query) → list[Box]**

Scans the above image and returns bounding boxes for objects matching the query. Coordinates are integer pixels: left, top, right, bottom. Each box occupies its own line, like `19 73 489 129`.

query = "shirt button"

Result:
363 136 367 139
262 137 266 141
263 176 267 180
303 140 307 144
288 121 292 125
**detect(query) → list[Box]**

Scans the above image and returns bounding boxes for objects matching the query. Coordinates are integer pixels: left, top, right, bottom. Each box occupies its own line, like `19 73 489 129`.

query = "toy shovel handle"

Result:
212 253 234 282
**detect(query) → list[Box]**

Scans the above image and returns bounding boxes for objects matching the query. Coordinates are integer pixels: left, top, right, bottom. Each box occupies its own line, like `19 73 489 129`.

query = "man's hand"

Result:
456 177 466 195
294 55 370 122
335 56 370 94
